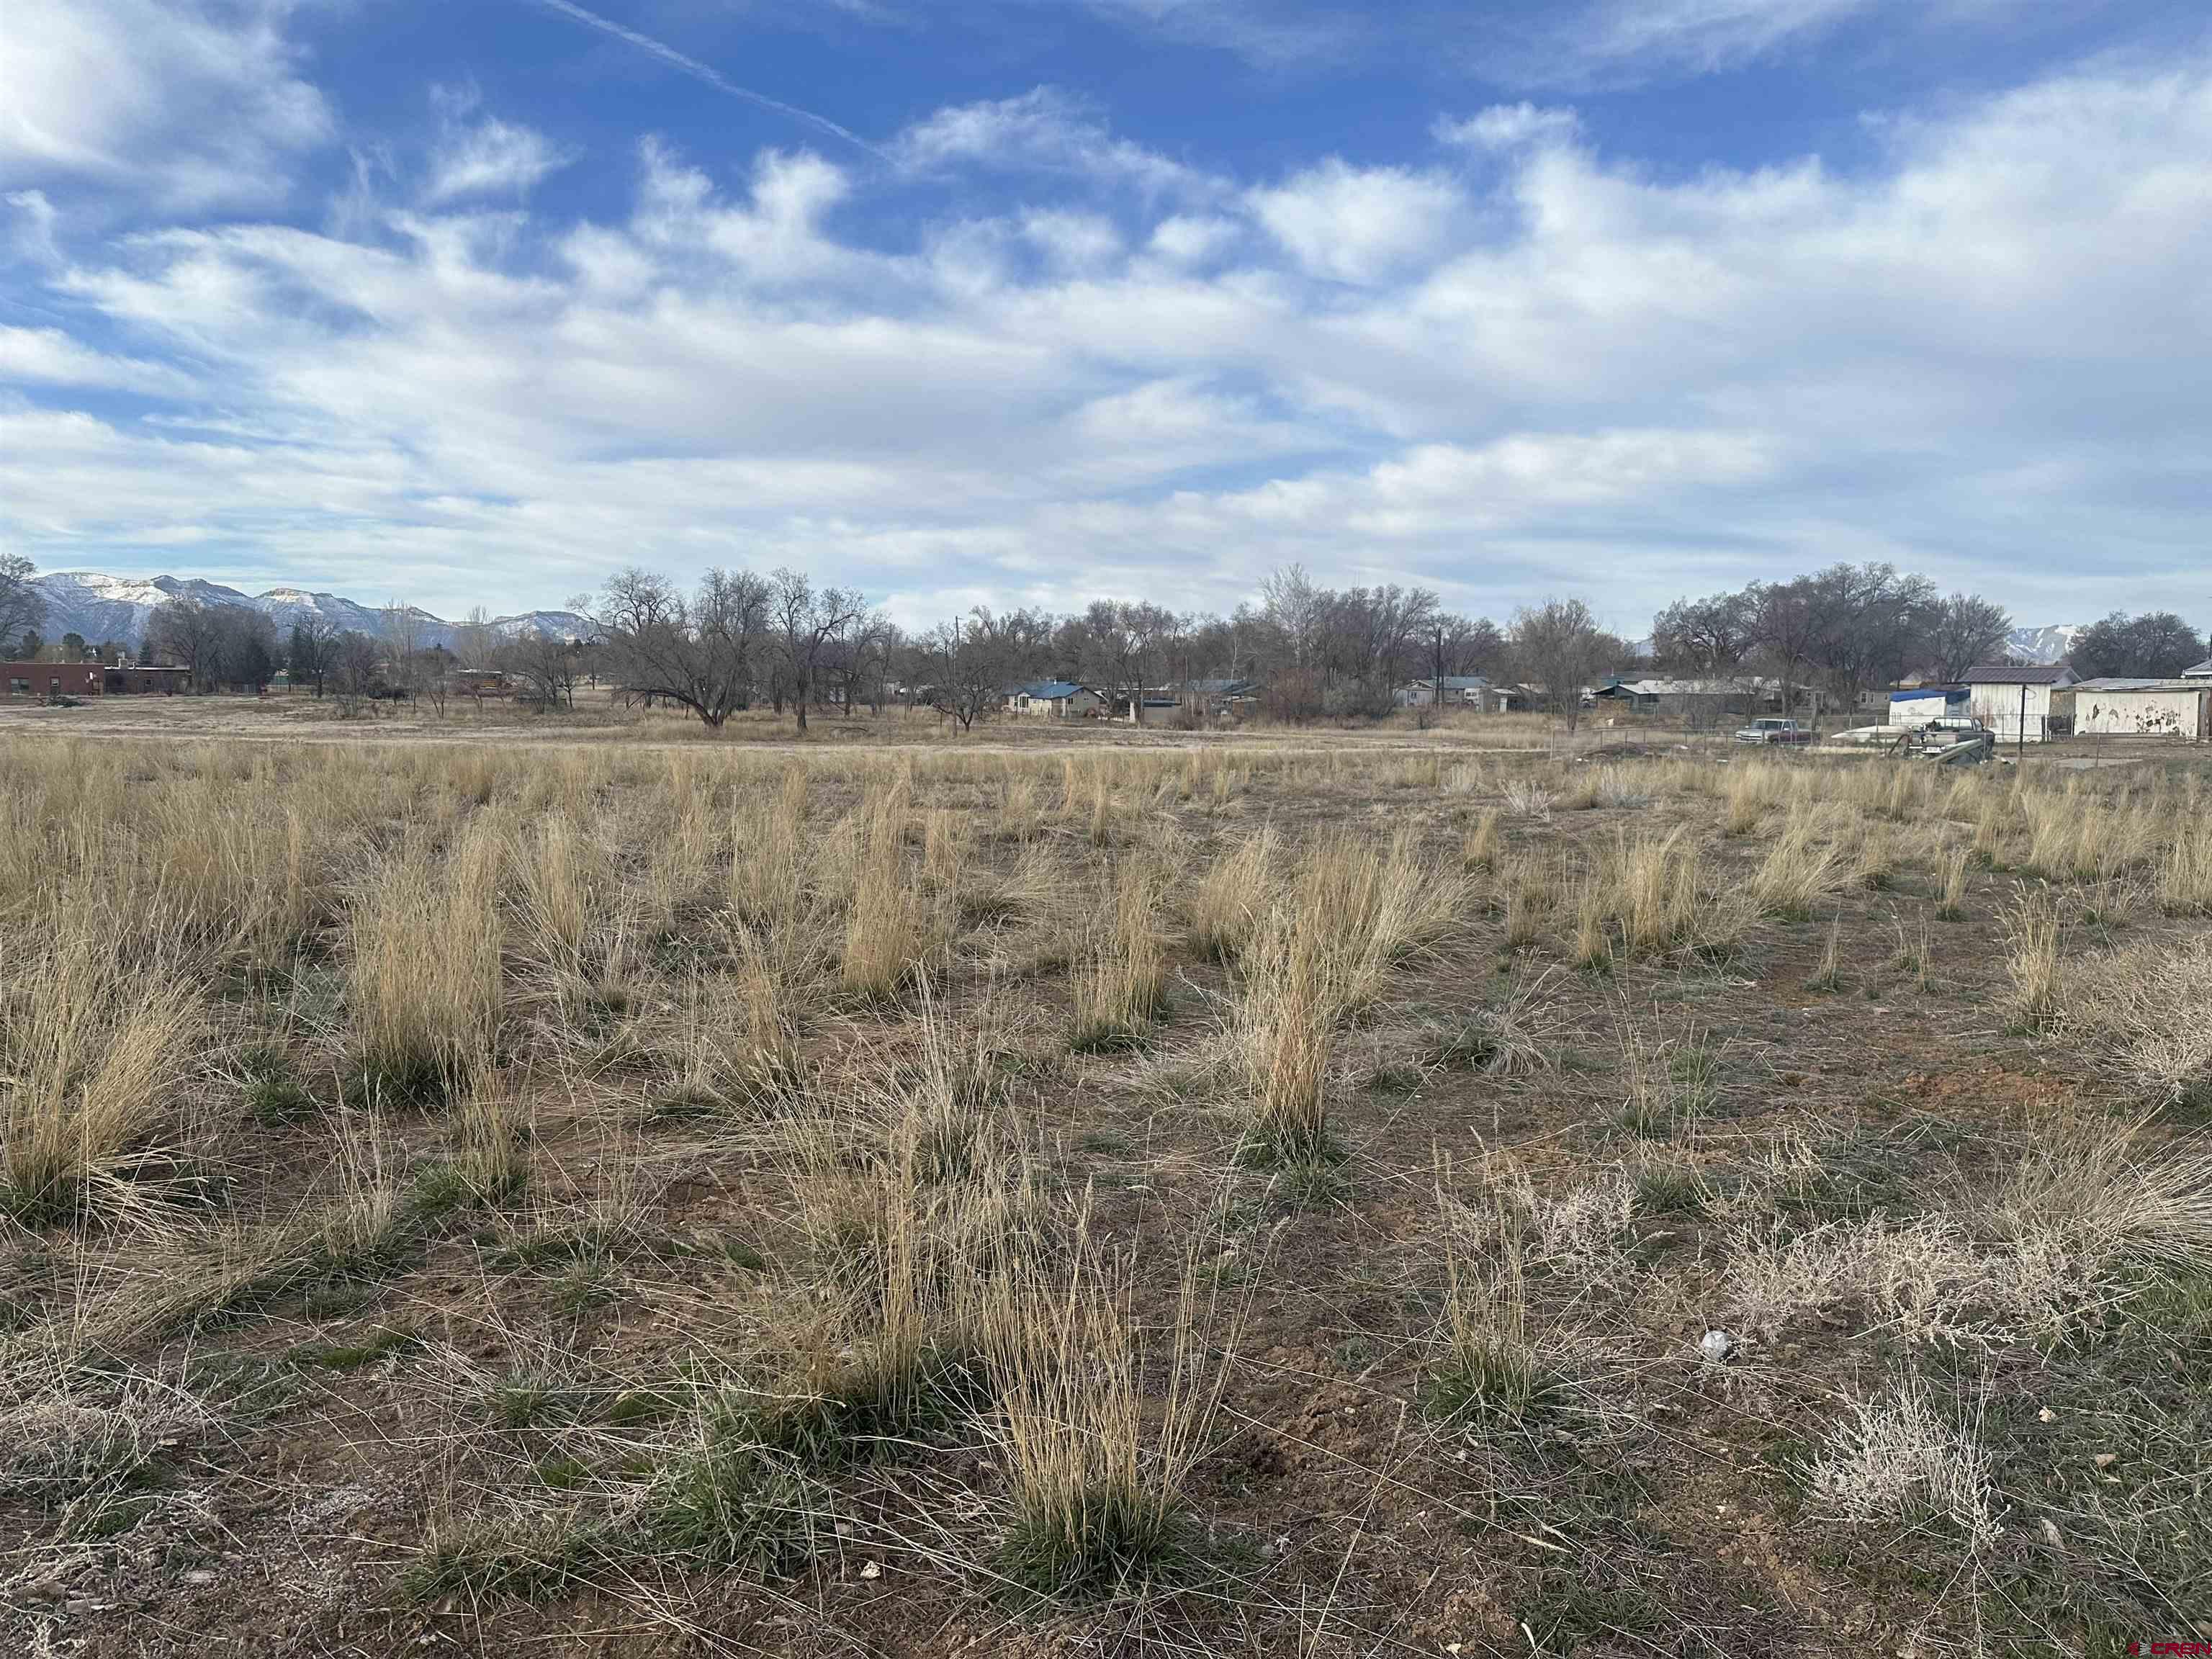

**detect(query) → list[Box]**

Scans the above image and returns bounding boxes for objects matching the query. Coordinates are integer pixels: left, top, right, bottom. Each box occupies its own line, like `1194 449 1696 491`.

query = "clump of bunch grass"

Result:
1500 853 1555 951
1188 825 1277 963
842 784 927 1002
731 766 810 927
2048 938 2212 1112
452 1080 531 1205
1 915 202 1227
348 824 504 1105
2002 887 2062 1031
1570 871 1613 973
1298 826 1464 1010
1936 845 1970 920
639 1393 832 1573
1423 1192 1557 1430
984 1223 1237 1599
1806 912 1844 993
1609 827 1700 956
1720 760 1785 837
1071 863 1168 1053
1235 909 1344 1167
1750 805 1851 920
400 1506 606 1606
2159 821 2212 917
1462 808 1502 873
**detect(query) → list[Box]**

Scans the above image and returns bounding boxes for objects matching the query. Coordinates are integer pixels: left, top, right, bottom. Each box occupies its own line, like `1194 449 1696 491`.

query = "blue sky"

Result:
4 0 2211 631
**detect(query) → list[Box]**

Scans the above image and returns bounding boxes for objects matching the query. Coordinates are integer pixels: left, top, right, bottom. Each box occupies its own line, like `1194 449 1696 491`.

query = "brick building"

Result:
2 662 192 698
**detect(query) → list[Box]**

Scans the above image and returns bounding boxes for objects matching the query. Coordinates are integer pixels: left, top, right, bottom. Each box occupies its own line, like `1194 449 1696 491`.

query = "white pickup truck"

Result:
1732 717 1813 745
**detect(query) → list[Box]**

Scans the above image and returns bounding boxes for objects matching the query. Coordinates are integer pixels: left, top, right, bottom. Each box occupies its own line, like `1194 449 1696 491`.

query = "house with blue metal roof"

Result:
1007 680 1102 718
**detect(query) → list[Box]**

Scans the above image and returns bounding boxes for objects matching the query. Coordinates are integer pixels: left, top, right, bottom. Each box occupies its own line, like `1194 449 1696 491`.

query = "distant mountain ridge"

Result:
2002 623 2085 665
24 572 590 655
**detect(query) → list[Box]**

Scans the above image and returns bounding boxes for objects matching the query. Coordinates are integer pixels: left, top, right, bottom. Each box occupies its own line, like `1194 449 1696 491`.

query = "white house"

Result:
2070 678 2212 741
1397 675 1494 709
2184 658 2212 681
1965 662 2077 744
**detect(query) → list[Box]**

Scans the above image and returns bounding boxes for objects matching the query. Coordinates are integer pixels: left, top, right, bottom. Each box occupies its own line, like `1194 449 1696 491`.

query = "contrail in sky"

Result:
528 0 889 161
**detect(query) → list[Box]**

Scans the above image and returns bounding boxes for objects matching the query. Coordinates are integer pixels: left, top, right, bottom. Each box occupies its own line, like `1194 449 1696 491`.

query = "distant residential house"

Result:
1965 662 2077 744
1179 678 1262 718
1007 680 1102 719
2184 658 2212 680
2069 678 2212 740
1396 675 1497 710
1592 676 1773 727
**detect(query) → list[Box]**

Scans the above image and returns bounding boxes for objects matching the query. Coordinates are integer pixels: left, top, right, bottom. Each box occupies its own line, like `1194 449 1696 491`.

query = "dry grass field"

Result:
4 719 2211 1658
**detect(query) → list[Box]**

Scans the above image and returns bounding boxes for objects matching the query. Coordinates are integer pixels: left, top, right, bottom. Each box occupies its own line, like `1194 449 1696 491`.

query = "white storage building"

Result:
2070 678 2211 740
1966 662 2077 744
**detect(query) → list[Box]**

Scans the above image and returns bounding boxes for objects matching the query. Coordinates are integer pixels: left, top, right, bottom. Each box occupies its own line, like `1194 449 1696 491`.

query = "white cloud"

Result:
4 190 62 266
0 326 196 396
893 87 1214 201
9 54 2212 630
1435 104 1583 152
631 141 855 285
1073 0 1350 66
1248 160 1464 285
1146 215 1241 266
1503 0 2042 87
1580 0 1876 74
425 116 576 204
0 0 329 212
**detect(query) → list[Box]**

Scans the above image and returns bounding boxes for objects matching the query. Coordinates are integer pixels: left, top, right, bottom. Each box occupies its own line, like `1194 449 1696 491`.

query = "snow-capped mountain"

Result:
2003 624 2085 664
27 571 592 652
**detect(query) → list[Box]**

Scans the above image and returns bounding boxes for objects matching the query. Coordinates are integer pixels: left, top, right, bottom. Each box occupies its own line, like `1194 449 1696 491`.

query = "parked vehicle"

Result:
1733 717 1813 745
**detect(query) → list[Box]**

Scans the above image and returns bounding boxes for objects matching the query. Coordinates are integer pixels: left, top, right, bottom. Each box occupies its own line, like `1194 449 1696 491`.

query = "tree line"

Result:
4 552 2205 728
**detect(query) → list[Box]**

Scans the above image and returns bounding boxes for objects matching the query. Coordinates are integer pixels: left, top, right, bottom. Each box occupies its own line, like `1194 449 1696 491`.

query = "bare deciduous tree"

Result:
1511 597 1615 734
288 618 338 696
0 556 45 656
769 567 865 734
596 567 769 729
1924 592 2013 683
330 631 383 719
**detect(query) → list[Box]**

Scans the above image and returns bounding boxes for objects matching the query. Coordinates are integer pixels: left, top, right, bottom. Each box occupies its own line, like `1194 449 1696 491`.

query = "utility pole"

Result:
1434 621 1444 718
2018 680 2026 765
